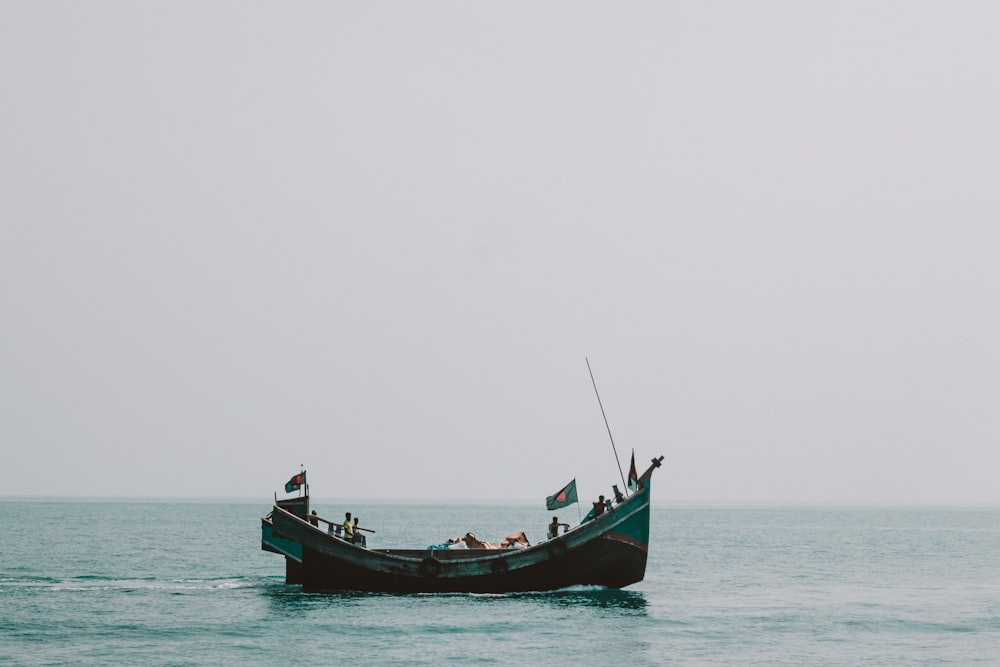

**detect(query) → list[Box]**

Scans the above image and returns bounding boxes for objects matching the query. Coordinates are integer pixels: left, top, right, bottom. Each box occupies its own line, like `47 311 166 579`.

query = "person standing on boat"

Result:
352 517 367 547
343 512 354 542
548 517 569 539
592 495 607 519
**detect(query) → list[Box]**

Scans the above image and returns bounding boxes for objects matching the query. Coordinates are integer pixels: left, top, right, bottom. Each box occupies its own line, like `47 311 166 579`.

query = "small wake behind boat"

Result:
261 456 664 593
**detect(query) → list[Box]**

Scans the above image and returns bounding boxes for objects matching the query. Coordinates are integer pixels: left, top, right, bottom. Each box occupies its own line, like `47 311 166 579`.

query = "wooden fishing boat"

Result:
261 456 664 593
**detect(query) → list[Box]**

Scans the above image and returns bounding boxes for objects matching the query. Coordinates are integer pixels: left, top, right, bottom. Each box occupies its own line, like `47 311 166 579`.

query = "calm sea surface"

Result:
1 501 997 665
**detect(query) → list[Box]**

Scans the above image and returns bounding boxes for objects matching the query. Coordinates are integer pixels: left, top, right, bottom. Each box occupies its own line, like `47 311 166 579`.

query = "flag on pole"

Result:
546 478 578 510
628 450 639 492
285 472 305 493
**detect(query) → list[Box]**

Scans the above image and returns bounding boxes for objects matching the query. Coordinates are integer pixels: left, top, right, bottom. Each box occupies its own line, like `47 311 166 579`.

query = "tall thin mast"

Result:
586 358 627 490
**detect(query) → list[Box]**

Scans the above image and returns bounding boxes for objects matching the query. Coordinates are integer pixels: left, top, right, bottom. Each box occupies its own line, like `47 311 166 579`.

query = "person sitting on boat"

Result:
591 495 607 520
308 510 319 527
352 517 367 547
500 532 530 549
548 517 570 539
343 512 354 542
462 532 501 549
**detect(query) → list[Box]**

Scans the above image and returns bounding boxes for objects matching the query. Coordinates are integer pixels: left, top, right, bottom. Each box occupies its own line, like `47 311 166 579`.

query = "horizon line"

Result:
1 495 998 509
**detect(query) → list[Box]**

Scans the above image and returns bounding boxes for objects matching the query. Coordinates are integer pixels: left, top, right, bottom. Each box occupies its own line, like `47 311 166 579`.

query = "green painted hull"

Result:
263 456 664 593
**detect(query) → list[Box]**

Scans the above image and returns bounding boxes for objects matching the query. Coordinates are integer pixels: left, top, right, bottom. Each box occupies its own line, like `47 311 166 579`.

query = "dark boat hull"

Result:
263 457 662 593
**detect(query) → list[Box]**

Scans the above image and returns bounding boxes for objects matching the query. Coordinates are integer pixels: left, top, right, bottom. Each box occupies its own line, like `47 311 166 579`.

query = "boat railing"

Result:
303 513 343 537
302 511 376 542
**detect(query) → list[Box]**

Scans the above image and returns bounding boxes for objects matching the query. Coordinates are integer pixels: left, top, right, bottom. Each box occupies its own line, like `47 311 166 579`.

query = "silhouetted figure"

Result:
352 517 367 547
548 517 570 539
592 495 607 519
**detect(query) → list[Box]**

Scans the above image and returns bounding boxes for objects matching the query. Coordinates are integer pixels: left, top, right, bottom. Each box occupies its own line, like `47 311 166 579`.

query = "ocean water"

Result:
1 500 998 665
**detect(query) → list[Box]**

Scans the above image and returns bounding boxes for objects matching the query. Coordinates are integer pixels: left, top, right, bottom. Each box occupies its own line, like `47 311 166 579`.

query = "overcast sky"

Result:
2 2 997 504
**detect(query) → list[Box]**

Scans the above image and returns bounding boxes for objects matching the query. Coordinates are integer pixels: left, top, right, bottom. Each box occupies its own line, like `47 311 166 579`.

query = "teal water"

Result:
1 501 998 665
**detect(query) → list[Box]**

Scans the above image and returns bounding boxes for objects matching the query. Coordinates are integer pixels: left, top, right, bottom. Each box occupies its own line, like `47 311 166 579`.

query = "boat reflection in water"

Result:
505 587 649 612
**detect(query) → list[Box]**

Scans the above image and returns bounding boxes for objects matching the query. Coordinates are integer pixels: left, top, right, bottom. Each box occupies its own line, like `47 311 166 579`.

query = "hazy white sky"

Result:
2 2 998 504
